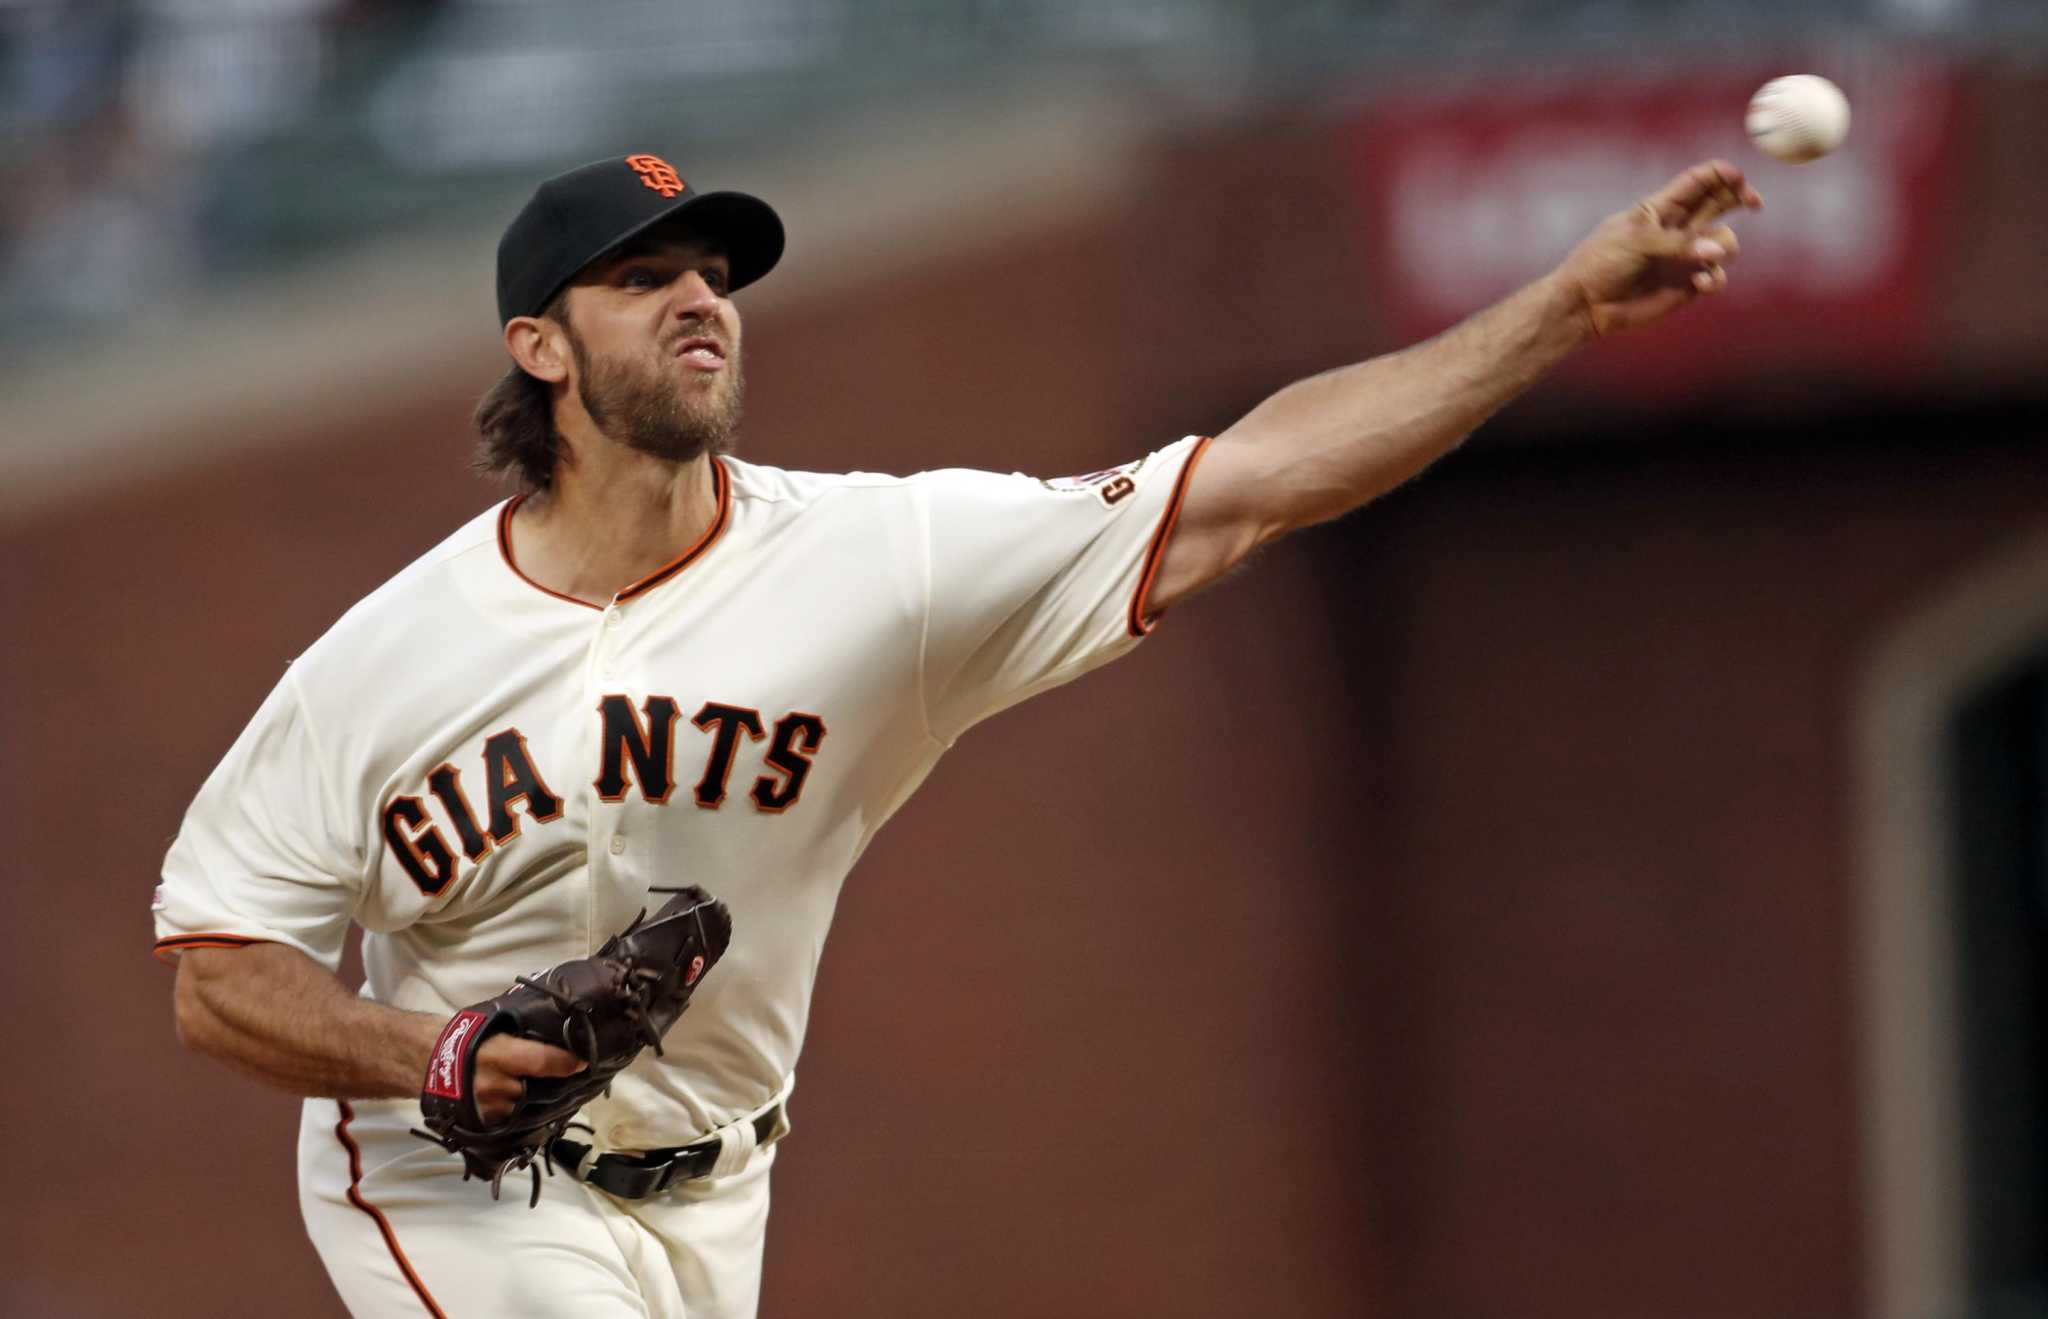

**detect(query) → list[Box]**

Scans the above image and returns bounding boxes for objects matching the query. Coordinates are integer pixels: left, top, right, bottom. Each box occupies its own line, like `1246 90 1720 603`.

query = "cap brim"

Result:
535 189 786 316
621 190 785 294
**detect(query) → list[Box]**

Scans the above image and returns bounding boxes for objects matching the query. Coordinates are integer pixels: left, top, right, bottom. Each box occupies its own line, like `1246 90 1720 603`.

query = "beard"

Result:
568 326 744 464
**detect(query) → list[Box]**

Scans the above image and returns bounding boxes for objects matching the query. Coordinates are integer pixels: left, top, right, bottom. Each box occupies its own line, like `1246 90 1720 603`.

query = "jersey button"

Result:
604 611 622 628
608 835 626 856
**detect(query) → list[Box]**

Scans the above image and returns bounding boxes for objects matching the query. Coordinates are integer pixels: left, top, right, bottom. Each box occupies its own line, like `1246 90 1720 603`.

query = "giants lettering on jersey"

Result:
381 695 828 894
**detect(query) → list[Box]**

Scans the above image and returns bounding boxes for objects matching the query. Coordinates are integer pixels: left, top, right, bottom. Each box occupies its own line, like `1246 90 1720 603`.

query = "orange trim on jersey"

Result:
1127 436 1214 638
496 458 733 610
150 932 270 966
335 1101 449 1319
618 456 732 601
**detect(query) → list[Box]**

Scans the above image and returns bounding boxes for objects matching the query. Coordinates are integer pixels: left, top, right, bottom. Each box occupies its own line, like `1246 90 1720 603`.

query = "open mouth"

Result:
674 336 726 371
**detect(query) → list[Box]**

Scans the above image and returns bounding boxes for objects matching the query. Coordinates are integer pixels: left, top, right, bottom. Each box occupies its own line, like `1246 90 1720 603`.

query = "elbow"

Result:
1217 517 1282 583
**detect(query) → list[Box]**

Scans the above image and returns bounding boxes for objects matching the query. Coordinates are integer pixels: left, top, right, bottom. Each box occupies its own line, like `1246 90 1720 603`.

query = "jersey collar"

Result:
496 457 732 610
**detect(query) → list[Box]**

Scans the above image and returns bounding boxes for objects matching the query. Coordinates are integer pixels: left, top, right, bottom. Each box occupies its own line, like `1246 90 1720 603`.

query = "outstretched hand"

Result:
1552 160 1764 338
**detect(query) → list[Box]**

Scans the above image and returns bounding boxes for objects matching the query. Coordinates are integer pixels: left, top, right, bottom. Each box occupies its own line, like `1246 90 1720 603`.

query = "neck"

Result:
509 443 723 606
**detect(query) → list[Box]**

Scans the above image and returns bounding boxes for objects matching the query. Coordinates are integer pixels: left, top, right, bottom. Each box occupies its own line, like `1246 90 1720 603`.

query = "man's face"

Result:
556 231 744 464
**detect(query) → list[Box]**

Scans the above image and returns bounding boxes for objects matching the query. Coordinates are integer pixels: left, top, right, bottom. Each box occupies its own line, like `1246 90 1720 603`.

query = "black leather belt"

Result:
551 1104 781 1200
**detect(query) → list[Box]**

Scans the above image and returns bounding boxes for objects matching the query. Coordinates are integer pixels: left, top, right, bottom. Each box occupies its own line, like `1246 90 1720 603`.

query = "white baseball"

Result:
1746 74 1851 164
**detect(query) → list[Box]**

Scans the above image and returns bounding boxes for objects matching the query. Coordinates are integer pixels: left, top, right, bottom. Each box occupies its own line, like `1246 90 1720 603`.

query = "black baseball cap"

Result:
495 152 784 325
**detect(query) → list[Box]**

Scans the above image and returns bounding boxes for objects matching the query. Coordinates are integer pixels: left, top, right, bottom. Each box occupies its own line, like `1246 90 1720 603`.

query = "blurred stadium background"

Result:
5 0 2047 1315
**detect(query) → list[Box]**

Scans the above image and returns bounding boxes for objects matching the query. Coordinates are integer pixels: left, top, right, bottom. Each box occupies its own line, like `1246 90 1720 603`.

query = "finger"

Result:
1642 227 1725 263
1699 224 1740 262
1687 235 1728 264
472 1072 523 1123
486 1036 588 1078
525 1044 589 1078
1639 160 1737 227
474 1071 523 1103
1702 170 1765 225
1691 263 1727 294
1641 160 1758 228
1690 173 1756 227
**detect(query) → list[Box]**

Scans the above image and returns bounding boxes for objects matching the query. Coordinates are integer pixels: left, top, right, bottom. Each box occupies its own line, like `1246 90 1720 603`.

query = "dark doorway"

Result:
1948 653 2048 1315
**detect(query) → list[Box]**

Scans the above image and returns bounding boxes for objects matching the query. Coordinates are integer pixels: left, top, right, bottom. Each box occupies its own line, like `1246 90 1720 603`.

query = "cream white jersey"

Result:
154 436 1210 1147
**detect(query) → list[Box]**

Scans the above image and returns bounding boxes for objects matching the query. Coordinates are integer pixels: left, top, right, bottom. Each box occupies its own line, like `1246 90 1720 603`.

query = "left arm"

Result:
1147 160 1762 612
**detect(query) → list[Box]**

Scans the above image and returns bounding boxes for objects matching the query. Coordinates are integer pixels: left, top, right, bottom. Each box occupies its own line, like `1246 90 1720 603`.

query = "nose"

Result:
668 271 721 321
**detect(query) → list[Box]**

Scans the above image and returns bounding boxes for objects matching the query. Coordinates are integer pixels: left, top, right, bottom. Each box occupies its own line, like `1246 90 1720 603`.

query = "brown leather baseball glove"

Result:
411 886 732 1205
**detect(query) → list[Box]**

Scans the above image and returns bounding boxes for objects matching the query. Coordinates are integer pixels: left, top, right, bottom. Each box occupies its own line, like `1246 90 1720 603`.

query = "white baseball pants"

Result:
298 1096 784 1318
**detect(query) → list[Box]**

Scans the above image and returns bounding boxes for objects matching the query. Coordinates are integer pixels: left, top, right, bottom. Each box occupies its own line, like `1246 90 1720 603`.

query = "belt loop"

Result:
552 1136 595 1182
708 1113 757 1179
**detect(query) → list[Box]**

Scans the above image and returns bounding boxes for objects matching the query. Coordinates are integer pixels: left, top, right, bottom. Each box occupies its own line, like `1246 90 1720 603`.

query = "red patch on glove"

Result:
423 1010 488 1100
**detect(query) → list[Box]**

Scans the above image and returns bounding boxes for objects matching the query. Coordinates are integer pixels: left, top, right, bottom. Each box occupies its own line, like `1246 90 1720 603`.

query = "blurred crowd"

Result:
1 1 443 331
0 0 2004 342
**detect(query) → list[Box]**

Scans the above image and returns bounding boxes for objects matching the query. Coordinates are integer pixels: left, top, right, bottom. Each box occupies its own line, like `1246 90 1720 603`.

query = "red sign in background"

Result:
1348 53 1962 400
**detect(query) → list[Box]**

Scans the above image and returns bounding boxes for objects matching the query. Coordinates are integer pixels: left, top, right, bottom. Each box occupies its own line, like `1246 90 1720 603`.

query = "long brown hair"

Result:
470 291 568 491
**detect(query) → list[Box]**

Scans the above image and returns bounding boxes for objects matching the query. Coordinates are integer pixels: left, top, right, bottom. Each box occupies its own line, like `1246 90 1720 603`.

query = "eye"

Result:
701 267 730 296
620 267 663 291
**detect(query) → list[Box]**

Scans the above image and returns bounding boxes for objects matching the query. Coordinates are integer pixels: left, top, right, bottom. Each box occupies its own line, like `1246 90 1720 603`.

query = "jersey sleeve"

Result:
152 663 363 970
918 434 1211 742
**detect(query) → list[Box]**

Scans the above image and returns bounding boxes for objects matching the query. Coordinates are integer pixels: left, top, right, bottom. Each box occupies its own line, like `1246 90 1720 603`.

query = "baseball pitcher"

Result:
155 151 1760 1317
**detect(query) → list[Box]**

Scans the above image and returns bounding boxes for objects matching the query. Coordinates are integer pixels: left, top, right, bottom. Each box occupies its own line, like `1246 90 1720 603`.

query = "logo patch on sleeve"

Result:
1044 456 1147 507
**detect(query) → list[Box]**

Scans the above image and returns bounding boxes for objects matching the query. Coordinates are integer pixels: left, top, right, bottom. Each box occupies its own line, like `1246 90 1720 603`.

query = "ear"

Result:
505 313 571 384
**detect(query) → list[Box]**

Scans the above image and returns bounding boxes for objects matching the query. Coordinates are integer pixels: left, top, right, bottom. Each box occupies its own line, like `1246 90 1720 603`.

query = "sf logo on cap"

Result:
626 154 686 198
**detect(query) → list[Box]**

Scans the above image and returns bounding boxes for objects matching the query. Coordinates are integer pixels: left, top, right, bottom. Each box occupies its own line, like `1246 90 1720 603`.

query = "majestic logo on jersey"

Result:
626 153 686 198
382 698 829 895
423 1010 486 1099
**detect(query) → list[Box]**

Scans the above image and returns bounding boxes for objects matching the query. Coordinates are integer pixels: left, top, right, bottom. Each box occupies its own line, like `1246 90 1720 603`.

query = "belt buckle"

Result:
584 1101 782 1199
650 1155 688 1194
